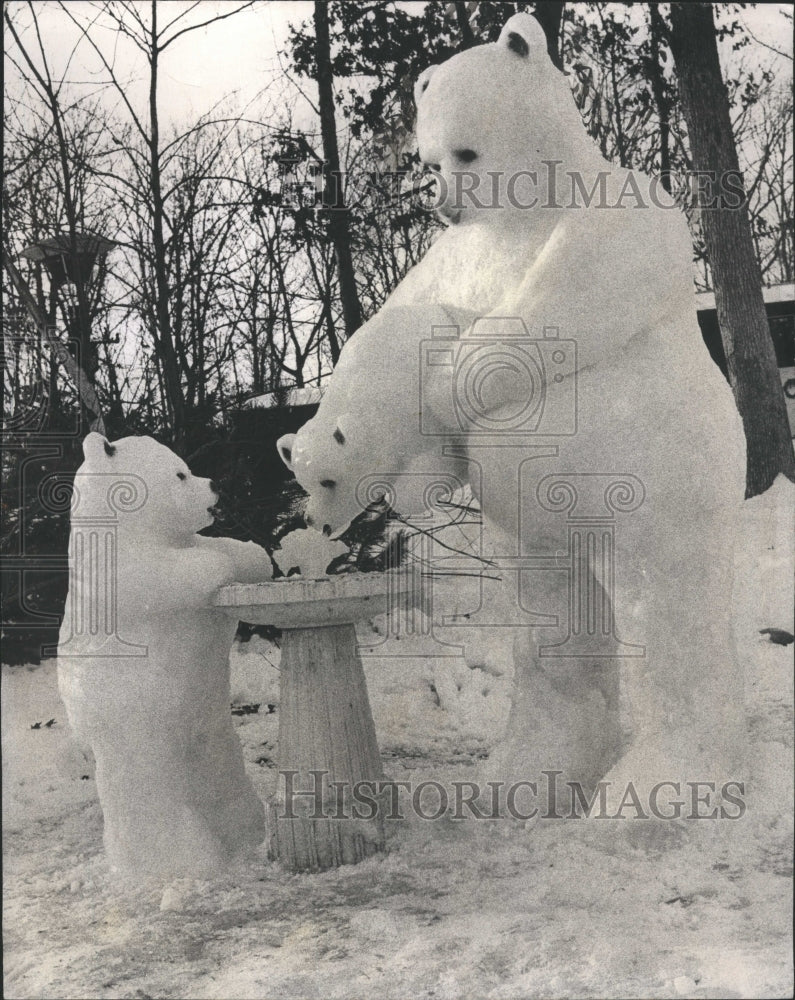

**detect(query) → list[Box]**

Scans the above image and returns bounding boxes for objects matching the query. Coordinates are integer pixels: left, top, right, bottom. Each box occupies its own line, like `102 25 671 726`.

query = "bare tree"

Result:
4 5 117 433
54 0 254 449
743 89 793 285
313 0 362 348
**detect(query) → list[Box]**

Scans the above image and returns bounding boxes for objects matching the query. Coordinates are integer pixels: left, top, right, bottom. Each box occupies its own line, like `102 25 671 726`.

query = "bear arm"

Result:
323 302 480 434
329 303 478 395
116 544 237 614
195 536 273 584
498 210 692 370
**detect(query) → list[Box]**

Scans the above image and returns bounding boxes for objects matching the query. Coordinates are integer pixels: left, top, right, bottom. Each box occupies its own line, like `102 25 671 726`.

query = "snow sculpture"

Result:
274 527 348 578
277 13 747 810
58 433 270 876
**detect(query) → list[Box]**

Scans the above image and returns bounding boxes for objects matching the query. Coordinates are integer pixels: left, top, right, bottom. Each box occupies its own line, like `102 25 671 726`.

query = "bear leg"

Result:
483 569 623 811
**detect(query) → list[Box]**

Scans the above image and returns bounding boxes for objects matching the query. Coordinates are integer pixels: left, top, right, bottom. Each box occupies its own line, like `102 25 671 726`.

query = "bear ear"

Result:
276 433 296 471
414 64 438 105
498 12 547 59
83 431 116 463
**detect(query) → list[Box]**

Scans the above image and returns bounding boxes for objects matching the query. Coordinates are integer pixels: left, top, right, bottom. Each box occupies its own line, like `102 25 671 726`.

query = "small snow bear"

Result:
58 432 271 876
278 14 747 809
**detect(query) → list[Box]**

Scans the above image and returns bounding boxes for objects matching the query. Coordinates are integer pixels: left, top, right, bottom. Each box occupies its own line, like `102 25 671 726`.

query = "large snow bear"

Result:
278 14 747 809
58 432 270 876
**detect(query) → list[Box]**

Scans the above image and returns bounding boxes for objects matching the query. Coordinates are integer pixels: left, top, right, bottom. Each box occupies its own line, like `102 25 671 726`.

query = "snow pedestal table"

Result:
215 573 407 872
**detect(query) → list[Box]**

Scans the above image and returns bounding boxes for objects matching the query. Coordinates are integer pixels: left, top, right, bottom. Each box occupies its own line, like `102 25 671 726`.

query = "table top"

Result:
213 572 412 629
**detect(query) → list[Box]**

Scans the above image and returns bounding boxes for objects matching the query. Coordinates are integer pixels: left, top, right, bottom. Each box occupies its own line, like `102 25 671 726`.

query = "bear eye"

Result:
177 472 187 481
333 427 345 445
320 479 336 489
455 149 478 164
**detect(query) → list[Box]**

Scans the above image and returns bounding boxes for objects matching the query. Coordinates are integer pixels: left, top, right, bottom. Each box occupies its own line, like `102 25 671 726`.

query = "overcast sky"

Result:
5 1 793 133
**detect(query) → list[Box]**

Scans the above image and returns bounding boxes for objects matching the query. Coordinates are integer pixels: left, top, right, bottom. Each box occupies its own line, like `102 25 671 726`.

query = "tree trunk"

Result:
669 2 795 497
314 0 362 351
647 4 671 193
532 2 565 71
453 1 476 50
149 0 186 450
101 337 126 434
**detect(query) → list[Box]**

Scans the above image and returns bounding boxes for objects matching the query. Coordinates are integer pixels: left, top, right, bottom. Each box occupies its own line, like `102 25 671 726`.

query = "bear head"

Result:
277 411 381 536
73 433 218 542
277 406 466 538
415 12 600 226
276 14 600 534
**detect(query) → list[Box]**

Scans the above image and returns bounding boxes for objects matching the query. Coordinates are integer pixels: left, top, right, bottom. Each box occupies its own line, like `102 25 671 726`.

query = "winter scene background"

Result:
3 2 794 999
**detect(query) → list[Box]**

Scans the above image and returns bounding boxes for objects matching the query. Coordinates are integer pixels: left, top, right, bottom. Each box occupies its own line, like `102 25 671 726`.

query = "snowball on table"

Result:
274 528 348 578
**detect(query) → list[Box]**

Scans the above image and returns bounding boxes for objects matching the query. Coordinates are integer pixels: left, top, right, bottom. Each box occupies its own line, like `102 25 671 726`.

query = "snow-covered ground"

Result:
3 481 793 999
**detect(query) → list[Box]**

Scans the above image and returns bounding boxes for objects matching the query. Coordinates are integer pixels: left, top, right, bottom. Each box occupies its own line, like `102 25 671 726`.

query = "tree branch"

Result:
158 1 256 52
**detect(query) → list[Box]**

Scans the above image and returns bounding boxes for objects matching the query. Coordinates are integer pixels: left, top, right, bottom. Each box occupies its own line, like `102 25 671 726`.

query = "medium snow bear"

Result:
278 14 747 809
58 432 270 876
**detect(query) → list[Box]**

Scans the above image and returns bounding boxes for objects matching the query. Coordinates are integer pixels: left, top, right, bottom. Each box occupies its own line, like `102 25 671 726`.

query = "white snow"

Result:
2 482 792 999
273 527 348 578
